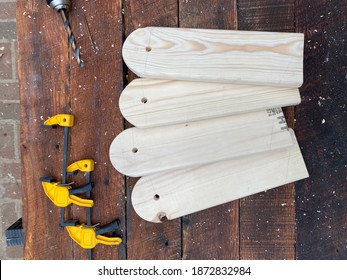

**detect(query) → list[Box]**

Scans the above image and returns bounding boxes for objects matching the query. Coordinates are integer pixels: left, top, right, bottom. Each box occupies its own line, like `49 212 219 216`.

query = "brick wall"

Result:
0 0 23 259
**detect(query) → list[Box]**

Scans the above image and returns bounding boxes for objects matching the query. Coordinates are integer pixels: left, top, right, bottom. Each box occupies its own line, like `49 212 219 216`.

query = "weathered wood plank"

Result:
238 0 297 260
17 0 125 259
17 0 74 259
238 0 295 32
179 0 239 260
69 0 125 260
295 0 347 259
123 0 182 260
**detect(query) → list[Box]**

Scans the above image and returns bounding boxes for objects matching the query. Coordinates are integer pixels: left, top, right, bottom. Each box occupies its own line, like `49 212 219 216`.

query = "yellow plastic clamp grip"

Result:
44 114 74 127
66 224 122 249
67 159 95 173
41 181 94 208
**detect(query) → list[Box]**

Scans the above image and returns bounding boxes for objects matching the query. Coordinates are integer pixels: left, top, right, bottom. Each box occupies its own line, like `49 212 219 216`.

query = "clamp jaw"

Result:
66 220 122 249
40 177 94 208
42 114 74 128
67 159 94 174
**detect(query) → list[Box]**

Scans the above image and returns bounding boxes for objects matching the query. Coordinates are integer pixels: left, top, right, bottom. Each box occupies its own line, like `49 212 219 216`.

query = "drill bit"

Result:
60 9 84 67
47 0 84 67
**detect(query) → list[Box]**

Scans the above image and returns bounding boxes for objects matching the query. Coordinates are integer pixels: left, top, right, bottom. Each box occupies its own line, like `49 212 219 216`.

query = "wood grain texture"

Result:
120 78 301 128
240 184 296 259
178 0 239 260
17 0 125 259
123 0 182 260
238 0 297 260
132 129 308 223
17 0 74 260
123 27 304 87
69 0 125 260
295 0 347 259
238 0 295 32
110 110 292 177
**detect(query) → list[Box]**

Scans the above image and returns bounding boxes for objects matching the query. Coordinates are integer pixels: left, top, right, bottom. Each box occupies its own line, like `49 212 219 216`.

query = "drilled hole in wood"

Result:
55 144 60 150
336 249 340 253
141 97 148 104
158 213 167 222
132 147 138 153
145 46 152 52
154 194 160 200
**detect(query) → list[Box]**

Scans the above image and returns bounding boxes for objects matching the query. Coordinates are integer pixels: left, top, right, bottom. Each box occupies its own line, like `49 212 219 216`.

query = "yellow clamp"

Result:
44 114 74 127
41 181 94 208
67 159 94 173
66 224 122 249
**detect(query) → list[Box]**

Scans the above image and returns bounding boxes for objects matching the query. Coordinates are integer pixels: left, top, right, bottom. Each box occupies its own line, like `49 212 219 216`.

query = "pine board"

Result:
123 26 304 87
120 78 301 128
110 109 292 177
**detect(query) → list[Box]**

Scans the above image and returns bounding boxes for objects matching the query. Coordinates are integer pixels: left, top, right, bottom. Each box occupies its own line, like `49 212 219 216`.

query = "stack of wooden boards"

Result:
110 27 309 223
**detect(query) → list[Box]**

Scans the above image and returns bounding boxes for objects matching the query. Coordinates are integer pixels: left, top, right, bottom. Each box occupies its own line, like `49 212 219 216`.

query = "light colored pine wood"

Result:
120 78 301 128
109 109 292 177
131 129 308 223
123 27 304 87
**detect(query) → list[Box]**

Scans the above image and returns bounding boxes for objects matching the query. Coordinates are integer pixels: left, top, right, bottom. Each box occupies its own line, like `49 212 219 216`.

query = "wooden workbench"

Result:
17 0 347 259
